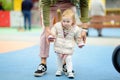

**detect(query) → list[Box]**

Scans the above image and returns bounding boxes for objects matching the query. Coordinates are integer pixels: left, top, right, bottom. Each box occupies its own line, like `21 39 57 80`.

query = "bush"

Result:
0 0 13 11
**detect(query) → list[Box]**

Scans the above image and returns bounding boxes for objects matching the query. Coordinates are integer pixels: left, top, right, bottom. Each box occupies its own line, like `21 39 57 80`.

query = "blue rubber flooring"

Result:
0 44 120 80
88 28 120 37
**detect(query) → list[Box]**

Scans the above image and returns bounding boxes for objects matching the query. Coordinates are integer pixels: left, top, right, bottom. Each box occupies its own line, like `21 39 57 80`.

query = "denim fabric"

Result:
22 11 31 30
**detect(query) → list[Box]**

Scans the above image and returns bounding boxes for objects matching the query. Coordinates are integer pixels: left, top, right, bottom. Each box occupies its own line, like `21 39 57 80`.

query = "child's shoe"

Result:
34 63 47 77
68 72 74 79
63 64 68 75
63 64 75 75
56 70 62 76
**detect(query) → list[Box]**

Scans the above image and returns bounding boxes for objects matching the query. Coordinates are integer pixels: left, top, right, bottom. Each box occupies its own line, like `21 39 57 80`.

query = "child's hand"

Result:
78 41 85 48
48 35 56 42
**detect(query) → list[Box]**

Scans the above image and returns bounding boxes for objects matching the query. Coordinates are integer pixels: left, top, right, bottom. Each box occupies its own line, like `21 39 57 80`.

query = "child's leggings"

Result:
57 54 73 73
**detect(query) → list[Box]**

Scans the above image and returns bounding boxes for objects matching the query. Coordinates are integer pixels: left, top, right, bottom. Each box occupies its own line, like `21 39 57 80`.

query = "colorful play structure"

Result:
0 0 40 28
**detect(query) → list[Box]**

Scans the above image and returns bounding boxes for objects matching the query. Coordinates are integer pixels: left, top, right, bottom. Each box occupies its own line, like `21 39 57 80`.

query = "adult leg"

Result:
34 28 50 77
23 11 27 30
27 11 31 30
34 0 51 77
97 29 102 37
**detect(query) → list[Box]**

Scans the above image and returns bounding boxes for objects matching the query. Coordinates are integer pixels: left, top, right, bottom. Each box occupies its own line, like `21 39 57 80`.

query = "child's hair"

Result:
62 9 76 25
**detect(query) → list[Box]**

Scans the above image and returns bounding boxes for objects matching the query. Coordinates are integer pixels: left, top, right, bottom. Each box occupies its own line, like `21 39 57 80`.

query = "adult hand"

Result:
81 31 87 43
81 23 88 43
45 27 55 44
82 23 88 29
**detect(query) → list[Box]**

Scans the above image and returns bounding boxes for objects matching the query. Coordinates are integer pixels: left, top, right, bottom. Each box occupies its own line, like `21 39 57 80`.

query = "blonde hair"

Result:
62 9 76 25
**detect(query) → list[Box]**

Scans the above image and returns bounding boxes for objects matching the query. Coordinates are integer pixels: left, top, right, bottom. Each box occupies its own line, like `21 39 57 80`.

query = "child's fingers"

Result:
48 35 56 42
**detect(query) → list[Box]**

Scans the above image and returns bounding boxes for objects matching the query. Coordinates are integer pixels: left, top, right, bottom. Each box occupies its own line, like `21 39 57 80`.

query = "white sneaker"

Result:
34 64 47 77
68 72 74 79
56 70 62 76
63 64 75 76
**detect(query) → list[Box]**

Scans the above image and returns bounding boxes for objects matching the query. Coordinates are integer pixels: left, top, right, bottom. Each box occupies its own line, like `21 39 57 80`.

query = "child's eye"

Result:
67 21 70 23
63 20 66 22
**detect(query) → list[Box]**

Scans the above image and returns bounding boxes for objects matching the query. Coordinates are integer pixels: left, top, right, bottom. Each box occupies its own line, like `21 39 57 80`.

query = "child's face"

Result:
61 16 73 29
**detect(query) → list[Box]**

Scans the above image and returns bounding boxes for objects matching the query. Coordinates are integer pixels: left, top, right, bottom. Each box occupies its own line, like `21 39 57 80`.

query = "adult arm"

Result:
79 0 89 43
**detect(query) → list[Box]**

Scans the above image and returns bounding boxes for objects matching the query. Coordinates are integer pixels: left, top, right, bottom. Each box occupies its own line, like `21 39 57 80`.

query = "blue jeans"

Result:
22 11 31 30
